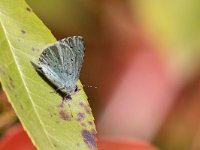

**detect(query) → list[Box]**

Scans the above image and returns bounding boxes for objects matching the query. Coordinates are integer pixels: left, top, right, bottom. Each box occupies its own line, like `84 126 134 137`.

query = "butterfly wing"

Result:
63 36 85 85
38 36 84 94
38 43 68 91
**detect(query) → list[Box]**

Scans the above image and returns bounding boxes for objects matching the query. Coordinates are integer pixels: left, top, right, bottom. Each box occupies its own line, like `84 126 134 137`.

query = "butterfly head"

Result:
59 84 77 95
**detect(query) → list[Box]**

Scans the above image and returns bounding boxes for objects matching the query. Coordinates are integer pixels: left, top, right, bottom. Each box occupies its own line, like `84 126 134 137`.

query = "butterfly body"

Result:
35 36 84 98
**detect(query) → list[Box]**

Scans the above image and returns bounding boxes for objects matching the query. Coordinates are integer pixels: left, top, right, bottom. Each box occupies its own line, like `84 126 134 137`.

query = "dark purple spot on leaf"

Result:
59 110 70 121
79 102 91 114
91 129 97 135
85 107 91 114
76 112 85 122
82 129 96 149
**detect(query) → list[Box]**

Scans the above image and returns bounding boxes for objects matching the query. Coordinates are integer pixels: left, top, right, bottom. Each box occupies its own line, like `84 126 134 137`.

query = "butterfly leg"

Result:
49 86 65 94
56 87 65 92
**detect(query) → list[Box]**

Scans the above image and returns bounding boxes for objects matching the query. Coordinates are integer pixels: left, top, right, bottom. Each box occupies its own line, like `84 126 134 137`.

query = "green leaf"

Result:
0 0 97 150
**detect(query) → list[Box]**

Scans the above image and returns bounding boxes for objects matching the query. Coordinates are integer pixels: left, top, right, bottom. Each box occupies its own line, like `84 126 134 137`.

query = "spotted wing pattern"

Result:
38 36 85 94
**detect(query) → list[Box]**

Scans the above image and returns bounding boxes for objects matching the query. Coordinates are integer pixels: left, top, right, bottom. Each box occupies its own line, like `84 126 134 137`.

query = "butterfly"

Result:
32 36 85 100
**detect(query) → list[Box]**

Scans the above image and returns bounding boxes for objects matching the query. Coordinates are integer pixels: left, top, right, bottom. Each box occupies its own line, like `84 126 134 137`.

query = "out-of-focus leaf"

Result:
132 0 200 77
0 0 97 150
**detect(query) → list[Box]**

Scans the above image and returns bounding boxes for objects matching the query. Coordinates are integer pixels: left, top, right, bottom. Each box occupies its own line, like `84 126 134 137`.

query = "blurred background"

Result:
1 0 200 149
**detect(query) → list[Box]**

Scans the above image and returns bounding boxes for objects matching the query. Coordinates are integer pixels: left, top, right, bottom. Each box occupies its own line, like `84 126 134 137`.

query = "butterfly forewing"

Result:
65 36 85 83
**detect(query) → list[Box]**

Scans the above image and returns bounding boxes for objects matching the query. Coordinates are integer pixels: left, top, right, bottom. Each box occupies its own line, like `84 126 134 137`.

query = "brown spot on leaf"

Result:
31 47 35 51
76 143 80 147
21 30 26 34
81 123 86 128
9 77 15 88
82 129 97 149
20 105 24 110
88 121 93 126
76 112 85 122
57 102 64 108
79 102 84 107
0 67 5 76
86 107 91 114
5 82 11 91
26 7 31 12
59 110 70 121
31 47 39 52
79 102 91 114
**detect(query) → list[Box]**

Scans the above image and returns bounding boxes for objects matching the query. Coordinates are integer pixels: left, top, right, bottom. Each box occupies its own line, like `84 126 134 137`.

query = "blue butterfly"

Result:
32 36 85 100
